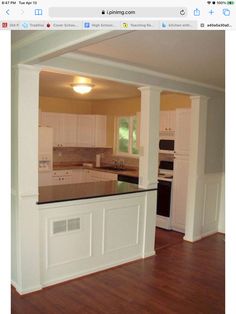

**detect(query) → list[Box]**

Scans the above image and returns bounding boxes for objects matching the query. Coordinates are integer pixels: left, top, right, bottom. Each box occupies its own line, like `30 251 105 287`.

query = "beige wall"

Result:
91 97 141 115
39 93 191 148
39 96 92 114
205 96 225 174
161 93 191 110
40 93 190 114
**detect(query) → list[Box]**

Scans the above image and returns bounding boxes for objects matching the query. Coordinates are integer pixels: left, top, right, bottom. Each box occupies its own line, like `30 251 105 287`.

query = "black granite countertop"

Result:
38 181 157 205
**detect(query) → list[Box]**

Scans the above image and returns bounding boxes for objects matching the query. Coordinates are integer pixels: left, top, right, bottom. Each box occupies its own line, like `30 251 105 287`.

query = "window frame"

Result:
115 115 139 158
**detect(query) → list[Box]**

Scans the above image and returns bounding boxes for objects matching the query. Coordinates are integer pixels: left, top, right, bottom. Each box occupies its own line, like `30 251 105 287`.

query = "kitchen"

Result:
38 70 191 233
11 30 225 295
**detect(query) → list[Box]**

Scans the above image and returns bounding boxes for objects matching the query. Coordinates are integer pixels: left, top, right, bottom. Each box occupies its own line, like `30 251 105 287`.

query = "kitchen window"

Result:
116 115 139 156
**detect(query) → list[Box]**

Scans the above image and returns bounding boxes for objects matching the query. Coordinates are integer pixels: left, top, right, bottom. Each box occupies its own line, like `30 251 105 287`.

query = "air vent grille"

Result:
68 218 80 231
52 217 81 235
53 220 66 234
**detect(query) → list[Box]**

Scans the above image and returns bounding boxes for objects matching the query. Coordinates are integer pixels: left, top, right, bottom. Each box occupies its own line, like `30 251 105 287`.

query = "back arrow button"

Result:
6 9 10 15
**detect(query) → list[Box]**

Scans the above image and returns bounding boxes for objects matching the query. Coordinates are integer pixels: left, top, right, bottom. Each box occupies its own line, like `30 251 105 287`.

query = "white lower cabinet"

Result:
52 170 72 185
85 170 117 182
39 169 118 186
72 169 86 184
39 172 53 187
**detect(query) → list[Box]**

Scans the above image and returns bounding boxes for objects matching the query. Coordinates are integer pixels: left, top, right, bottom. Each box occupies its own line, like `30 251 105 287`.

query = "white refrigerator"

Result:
171 109 191 233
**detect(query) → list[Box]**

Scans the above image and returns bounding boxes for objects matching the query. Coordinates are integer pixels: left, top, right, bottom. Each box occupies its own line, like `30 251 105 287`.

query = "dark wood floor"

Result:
11 228 225 314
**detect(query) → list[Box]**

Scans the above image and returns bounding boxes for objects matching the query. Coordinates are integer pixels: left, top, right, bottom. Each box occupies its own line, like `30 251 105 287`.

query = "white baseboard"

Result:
183 235 202 242
11 280 42 295
201 229 218 239
156 215 171 230
184 229 219 242
142 251 156 258
172 226 185 233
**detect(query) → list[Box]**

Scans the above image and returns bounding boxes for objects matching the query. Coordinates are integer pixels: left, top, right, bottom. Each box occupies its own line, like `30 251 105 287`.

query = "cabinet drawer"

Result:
52 170 72 177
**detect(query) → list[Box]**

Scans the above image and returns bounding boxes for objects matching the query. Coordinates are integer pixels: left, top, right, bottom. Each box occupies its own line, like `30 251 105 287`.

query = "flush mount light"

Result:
71 83 94 94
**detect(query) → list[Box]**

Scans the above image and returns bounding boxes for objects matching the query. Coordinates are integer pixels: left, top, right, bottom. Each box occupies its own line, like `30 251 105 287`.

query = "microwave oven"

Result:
159 139 175 154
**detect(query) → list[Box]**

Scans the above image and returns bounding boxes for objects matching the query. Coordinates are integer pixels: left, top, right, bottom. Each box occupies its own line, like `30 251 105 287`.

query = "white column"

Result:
138 86 161 189
12 65 41 294
138 86 161 257
184 96 209 242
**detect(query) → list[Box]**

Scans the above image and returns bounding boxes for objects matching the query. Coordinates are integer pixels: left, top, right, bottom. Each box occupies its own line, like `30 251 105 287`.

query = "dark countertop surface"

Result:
38 181 156 205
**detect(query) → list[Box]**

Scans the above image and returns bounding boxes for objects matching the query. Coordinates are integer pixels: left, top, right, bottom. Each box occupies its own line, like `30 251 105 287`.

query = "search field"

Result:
49 7 188 18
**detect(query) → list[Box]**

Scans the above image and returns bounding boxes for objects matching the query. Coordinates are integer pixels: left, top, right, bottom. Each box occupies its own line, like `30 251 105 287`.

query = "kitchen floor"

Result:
11 230 224 314
155 227 184 251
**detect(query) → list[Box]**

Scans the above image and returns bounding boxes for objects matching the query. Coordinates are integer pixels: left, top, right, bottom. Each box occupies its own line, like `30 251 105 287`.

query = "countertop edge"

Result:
37 186 157 205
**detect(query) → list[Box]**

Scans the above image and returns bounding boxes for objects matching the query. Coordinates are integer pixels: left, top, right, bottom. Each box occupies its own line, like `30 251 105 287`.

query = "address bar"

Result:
49 7 188 18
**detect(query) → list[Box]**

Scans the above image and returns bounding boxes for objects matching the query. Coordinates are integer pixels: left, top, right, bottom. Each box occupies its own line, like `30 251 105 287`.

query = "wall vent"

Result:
53 220 67 234
68 218 80 231
52 217 81 235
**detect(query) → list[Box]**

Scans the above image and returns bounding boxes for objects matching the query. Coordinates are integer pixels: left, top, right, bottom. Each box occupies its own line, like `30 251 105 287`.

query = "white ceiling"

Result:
77 30 225 88
11 30 37 43
14 30 224 100
39 71 140 100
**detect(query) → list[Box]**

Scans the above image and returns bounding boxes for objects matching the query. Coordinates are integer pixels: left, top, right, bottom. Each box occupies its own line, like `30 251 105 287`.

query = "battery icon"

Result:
227 1 234 4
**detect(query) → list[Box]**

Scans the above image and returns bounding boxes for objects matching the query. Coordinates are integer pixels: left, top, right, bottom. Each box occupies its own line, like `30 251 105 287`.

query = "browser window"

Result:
0 1 233 313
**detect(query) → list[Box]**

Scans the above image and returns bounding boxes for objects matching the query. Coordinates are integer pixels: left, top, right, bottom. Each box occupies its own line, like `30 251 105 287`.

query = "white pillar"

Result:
184 96 209 242
138 86 161 189
11 65 41 294
138 86 161 257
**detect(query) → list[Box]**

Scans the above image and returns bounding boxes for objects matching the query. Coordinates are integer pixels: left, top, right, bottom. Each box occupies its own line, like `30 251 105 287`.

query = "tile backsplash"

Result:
53 148 171 168
53 147 139 168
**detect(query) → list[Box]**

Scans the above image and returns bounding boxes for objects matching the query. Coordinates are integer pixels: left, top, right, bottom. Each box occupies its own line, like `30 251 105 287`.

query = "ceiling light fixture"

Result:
71 83 94 94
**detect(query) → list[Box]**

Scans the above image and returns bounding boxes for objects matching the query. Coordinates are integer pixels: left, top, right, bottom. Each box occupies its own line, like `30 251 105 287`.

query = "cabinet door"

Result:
175 109 191 155
169 111 176 132
77 115 95 147
95 115 107 147
38 172 52 186
41 112 64 147
86 170 117 182
63 114 77 147
171 156 189 232
72 169 85 184
159 111 169 132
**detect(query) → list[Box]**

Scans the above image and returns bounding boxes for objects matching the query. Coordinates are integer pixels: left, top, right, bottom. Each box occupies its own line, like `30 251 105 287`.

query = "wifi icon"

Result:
207 1 211 3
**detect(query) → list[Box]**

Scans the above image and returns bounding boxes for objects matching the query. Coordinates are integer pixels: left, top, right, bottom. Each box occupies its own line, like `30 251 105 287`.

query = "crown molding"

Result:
63 52 224 93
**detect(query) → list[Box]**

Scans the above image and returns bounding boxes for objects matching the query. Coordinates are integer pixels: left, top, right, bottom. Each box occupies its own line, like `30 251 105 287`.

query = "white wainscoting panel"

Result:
47 213 92 269
201 173 222 237
103 204 140 254
39 193 147 287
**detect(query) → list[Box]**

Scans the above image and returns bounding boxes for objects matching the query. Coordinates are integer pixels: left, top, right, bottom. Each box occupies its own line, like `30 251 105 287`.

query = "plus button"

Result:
209 9 214 15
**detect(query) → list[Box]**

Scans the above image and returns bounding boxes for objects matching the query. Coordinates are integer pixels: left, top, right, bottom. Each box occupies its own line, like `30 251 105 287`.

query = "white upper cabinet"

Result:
77 115 107 148
41 112 107 148
169 111 176 132
77 115 95 147
94 115 107 147
42 112 64 147
159 110 176 135
63 114 77 147
174 109 191 155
